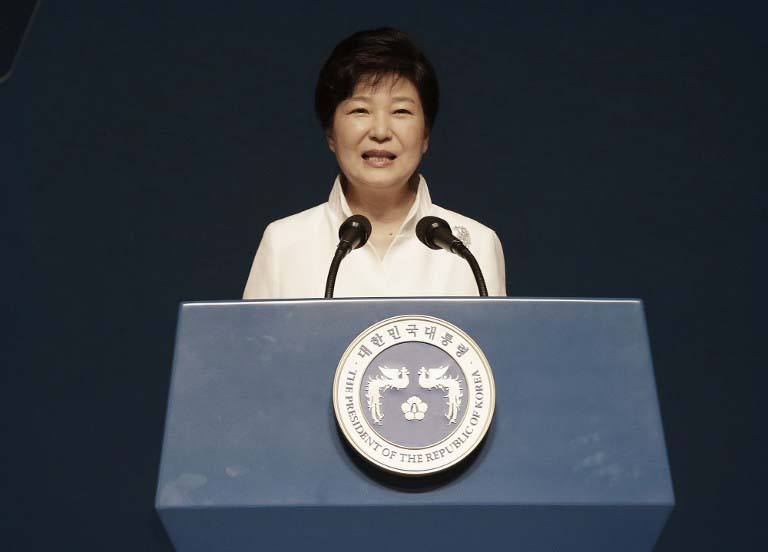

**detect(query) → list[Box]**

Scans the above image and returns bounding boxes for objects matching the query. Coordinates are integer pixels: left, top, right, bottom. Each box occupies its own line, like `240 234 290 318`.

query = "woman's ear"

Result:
421 130 430 155
326 129 336 153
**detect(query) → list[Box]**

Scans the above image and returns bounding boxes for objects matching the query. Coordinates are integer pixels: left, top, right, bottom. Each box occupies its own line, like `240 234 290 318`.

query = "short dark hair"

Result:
314 27 440 133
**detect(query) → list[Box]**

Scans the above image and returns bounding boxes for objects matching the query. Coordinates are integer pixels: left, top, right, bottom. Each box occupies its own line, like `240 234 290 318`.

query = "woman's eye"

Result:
394 109 412 114
351 108 368 114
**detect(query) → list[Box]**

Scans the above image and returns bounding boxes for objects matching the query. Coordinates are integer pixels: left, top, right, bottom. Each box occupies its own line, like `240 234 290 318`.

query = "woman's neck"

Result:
342 173 420 258
343 173 418 225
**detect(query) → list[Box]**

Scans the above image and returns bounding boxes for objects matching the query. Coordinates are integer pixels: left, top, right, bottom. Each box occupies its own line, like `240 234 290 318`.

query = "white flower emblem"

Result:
401 396 428 421
453 226 471 247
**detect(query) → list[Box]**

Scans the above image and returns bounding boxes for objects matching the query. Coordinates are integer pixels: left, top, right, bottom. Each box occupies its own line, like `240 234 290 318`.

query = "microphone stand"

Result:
324 249 347 299
325 214 372 299
456 245 488 297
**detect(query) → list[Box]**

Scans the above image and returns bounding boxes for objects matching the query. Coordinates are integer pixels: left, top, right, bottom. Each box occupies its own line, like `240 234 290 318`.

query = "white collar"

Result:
327 173 433 235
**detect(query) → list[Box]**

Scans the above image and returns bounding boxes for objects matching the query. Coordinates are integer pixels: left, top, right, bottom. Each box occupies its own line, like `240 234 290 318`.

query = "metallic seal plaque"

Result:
332 315 495 476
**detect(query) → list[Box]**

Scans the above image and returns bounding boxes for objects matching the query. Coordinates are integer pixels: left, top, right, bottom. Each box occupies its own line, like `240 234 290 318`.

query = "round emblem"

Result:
332 315 495 476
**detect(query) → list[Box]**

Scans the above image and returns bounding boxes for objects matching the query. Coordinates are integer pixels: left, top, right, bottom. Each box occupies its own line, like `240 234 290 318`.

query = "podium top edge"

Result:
156 498 674 510
179 297 644 307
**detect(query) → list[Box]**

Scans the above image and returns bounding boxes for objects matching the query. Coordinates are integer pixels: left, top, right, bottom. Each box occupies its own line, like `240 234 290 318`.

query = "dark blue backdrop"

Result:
2 2 765 550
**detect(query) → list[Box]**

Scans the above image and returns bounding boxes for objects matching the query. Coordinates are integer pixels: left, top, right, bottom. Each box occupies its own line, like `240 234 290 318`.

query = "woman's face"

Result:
327 74 429 194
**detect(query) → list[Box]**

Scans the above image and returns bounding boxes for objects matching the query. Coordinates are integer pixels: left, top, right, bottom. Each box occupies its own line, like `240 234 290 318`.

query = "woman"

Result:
243 28 506 299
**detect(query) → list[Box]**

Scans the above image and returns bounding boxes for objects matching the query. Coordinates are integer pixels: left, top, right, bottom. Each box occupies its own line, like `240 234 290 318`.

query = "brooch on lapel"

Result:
453 226 471 247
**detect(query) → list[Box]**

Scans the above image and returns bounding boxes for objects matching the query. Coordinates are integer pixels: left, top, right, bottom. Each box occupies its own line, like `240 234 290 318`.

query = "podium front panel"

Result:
156 298 673 551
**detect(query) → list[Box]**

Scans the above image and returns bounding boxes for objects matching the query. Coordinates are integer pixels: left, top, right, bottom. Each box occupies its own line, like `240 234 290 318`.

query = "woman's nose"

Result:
369 112 392 141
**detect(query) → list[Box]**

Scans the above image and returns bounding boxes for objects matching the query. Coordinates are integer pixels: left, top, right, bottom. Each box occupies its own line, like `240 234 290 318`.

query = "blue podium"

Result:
156 298 673 551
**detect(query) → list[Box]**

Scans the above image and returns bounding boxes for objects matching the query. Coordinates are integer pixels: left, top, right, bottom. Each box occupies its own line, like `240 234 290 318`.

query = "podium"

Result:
156 298 673 551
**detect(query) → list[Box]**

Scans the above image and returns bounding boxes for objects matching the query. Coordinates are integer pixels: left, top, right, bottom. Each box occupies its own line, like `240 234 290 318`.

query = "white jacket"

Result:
243 174 506 299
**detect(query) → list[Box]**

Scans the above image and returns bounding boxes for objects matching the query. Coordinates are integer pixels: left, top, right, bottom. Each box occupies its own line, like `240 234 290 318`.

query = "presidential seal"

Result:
332 315 495 476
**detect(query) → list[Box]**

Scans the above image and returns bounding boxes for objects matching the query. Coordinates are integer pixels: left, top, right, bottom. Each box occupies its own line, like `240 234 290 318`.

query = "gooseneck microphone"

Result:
325 214 372 298
416 216 489 296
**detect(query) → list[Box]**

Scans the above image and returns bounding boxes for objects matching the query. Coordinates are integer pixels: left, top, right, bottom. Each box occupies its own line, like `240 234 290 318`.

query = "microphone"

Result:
416 216 467 255
336 214 372 256
416 216 489 296
325 214 372 298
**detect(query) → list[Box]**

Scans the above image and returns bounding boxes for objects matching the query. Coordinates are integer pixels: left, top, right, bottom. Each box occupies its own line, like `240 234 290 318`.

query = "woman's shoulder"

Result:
262 202 331 241
429 203 506 296
428 204 500 245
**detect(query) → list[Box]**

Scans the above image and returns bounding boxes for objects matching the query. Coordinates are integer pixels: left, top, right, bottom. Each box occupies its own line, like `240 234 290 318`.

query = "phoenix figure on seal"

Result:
418 366 463 424
365 366 410 424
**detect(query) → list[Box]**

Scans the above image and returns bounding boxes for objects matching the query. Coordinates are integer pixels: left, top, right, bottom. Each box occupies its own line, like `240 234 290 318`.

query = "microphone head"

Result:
339 214 372 249
416 216 450 250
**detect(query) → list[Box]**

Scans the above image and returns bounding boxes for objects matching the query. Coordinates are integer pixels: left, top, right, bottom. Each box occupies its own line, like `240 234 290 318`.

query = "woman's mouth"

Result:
362 150 396 168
